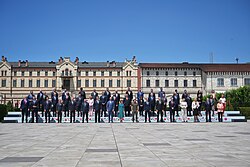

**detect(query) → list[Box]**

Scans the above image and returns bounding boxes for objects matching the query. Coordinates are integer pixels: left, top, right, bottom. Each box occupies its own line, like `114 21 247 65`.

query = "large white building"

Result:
0 55 250 106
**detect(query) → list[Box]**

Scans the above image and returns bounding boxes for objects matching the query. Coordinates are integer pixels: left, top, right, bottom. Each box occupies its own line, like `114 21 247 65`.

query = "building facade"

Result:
0 55 250 106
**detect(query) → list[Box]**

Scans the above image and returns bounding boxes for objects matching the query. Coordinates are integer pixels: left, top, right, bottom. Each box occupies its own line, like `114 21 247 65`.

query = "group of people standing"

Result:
19 87 226 123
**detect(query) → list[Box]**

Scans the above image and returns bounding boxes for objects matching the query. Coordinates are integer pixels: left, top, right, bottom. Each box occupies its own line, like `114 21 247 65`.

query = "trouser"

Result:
187 106 192 116
157 110 164 122
175 107 179 116
150 106 155 116
58 111 62 123
145 110 151 122
198 103 202 116
82 112 88 123
108 110 113 123
170 110 175 122
70 110 75 123
38 103 44 117
101 104 107 117
125 106 131 117
32 109 38 123
139 106 144 116
64 107 69 117
181 109 187 122
21 109 28 123
45 110 51 123
206 110 211 122
218 112 223 122
52 104 57 117
114 105 118 117
132 111 138 122
95 110 100 123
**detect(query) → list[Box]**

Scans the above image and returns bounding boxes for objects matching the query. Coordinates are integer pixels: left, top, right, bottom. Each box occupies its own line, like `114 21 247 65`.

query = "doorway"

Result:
63 79 70 91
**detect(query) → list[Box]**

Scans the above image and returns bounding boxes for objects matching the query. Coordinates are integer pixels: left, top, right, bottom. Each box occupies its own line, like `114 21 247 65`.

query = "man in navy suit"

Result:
137 88 144 102
69 97 77 123
94 96 102 123
20 97 28 123
37 90 44 117
148 89 156 116
106 97 115 123
100 91 108 117
81 99 89 123
51 88 58 117
91 89 98 101
43 96 51 123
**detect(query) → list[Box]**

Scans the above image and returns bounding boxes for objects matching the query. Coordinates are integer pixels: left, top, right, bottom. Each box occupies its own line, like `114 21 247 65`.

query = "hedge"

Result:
0 104 8 122
239 107 250 120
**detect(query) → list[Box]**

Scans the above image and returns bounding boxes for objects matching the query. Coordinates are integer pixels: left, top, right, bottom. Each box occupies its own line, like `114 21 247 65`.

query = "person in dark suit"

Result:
182 90 188 100
56 99 64 123
158 87 165 100
123 94 131 116
173 91 180 116
205 98 212 122
186 94 193 116
43 96 51 123
20 97 28 123
113 90 120 117
144 98 151 123
163 96 168 117
169 98 175 122
106 97 115 123
138 96 144 116
76 93 82 117
137 89 144 102
32 97 39 123
37 90 44 117
104 88 111 101
126 87 133 102
91 89 98 101
64 92 71 117
51 88 58 117
81 99 89 123
156 97 164 122
148 91 156 116
27 91 35 117
79 87 86 100
197 90 203 116
100 91 107 117
69 97 77 123
94 96 102 123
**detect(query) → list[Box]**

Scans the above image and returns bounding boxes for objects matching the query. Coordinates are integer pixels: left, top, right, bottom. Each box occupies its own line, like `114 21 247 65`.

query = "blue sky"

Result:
0 0 250 63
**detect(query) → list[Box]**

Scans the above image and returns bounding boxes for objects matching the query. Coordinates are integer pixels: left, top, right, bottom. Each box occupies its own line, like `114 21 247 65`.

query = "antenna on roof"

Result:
209 52 214 64
235 58 239 64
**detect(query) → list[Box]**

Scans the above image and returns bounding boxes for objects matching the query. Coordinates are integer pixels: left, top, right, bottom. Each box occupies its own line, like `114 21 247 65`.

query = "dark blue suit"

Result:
106 100 115 123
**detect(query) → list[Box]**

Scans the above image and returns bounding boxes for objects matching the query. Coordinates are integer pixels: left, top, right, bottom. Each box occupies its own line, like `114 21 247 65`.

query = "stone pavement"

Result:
0 122 250 167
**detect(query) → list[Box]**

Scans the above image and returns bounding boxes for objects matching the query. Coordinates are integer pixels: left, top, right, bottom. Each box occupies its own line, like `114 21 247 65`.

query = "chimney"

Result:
25 60 28 67
75 57 79 64
18 60 21 67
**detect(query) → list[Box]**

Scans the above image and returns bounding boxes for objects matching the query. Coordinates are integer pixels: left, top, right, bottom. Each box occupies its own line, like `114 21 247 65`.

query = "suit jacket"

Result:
126 91 133 101
205 100 212 111
106 100 115 112
100 95 107 105
156 100 164 111
169 101 175 111
69 100 77 111
43 100 51 110
79 90 86 100
94 100 102 111
20 99 28 110
91 91 98 100
56 103 64 112
143 101 151 111
51 91 58 104
158 91 165 99
114 93 120 103
104 91 111 100
37 92 44 102
137 91 144 101
81 102 89 113
148 95 156 106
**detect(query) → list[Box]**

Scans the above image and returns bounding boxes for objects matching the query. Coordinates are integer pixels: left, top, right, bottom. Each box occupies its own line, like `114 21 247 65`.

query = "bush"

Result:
239 107 250 120
0 104 8 122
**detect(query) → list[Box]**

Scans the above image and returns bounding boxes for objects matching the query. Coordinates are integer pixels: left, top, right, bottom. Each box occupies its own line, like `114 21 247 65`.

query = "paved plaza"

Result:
0 122 250 167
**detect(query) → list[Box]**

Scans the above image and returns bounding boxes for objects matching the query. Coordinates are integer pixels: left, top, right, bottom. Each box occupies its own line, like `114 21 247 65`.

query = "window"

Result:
37 80 40 87
231 78 237 86
174 80 178 87
193 80 197 87
109 79 113 87
184 80 188 87
93 80 97 87
101 79 105 87
53 72 56 76
127 79 131 87
86 71 88 76
1 71 3 76
37 71 40 76
184 71 187 76
45 71 48 76
117 79 121 87
85 79 89 87
29 80 32 87
117 71 120 76
129 71 132 76
244 78 250 85
29 71 32 76
126 71 129 76
70 71 72 76
13 80 17 87
21 80 25 87
165 80 169 87
2 80 6 87
109 71 112 76
93 71 96 76
217 78 224 87
155 80 160 87
175 71 178 76
147 71 150 76
193 71 196 76
146 80 150 87
156 71 159 76
44 80 48 87
78 71 81 76
4 71 7 76
101 71 104 76
22 71 25 76
77 80 81 87
52 80 56 87
165 71 168 76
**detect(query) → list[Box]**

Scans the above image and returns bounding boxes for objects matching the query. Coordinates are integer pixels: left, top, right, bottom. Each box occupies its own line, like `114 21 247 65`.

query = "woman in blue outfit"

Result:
118 100 125 122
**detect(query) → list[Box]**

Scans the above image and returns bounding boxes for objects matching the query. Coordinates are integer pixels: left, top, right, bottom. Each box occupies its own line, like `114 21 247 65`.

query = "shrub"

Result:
239 107 250 119
0 104 8 122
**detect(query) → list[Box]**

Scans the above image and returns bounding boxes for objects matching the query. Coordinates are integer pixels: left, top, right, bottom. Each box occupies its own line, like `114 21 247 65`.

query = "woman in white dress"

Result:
180 98 188 122
88 96 94 117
